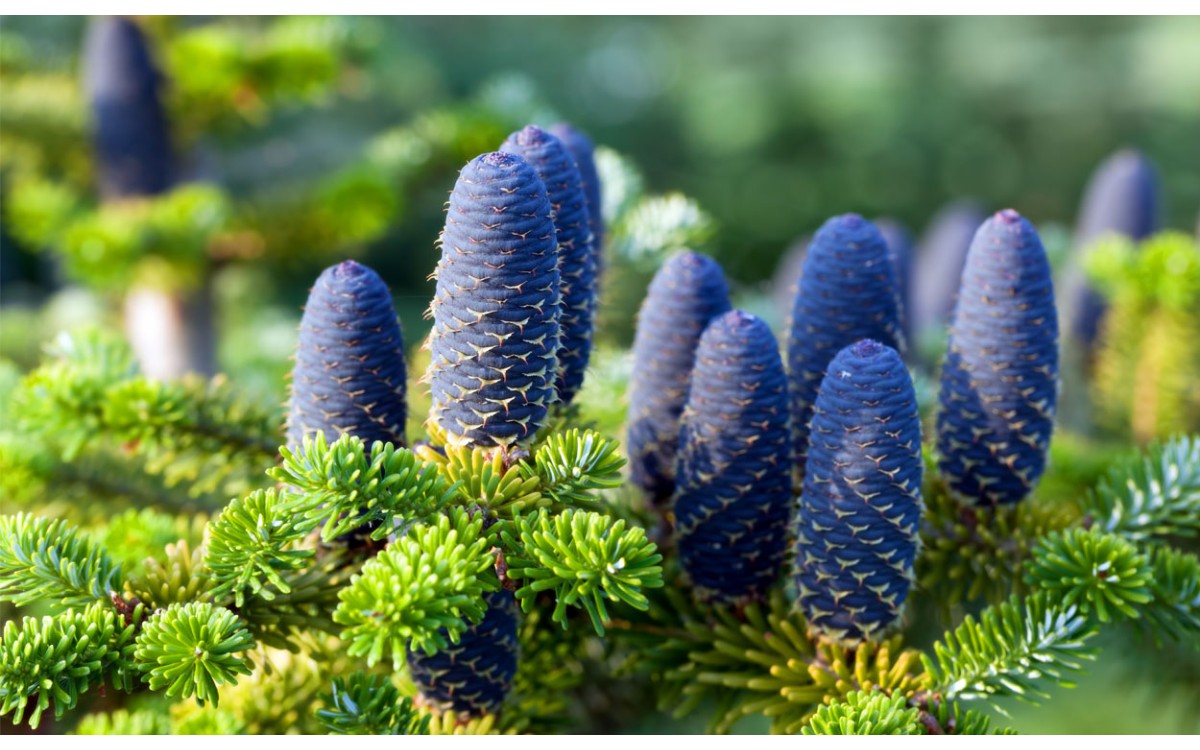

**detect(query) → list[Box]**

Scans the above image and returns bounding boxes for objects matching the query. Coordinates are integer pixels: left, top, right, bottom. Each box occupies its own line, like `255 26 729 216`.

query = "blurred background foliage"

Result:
1 15 1199 735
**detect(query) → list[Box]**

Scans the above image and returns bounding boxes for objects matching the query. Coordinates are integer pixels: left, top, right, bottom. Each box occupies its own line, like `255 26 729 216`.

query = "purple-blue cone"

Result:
785 214 903 475
1066 149 1161 347
501 125 597 406
936 209 1058 507
795 339 922 645
426 152 561 448
673 310 792 602
83 16 173 199
549 123 604 255
875 218 914 345
911 200 986 341
627 251 732 506
287 260 407 451
407 590 519 716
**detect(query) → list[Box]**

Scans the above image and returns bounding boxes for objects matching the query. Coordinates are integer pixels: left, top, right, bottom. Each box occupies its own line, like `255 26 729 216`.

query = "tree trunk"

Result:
123 273 216 380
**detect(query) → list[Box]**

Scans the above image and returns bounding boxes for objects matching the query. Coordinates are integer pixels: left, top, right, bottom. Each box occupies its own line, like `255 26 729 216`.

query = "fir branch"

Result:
920 592 1099 704
503 508 663 635
519 428 625 506
1138 545 1200 645
0 603 140 729
1081 434 1200 543
234 550 359 652
0 513 122 609
206 488 314 607
801 690 923 735
317 673 431 735
1024 529 1154 623
127 539 214 610
333 509 497 666
417 442 543 516
134 602 256 706
271 433 454 542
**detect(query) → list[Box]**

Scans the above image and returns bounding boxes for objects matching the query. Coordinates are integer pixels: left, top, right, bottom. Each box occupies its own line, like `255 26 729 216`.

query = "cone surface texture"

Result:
501 125 596 406
674 310 792 602
936 209 1059 506
407 590 519 716
83 16 173 199
1067 149 1161 347
549 123 604 253
786 214 903 473
627 251 732 505
427 152 561 448
288 260 407 450
795 339 922 645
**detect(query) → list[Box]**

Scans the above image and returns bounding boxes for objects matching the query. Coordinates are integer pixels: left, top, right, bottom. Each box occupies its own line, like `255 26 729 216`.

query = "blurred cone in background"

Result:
910 200 986 371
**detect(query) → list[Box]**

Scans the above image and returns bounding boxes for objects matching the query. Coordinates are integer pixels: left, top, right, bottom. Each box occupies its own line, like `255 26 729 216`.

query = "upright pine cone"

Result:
910 200 985 343
786 214 902 474
1065 149 1161 347
549 123 604 253
875 218 914 345
426 151 560 448
501 125 596 406
627 251 732 506
795 339 922 645
287 260 407 451
83 16 173 199
673 310 792 602
407 590 519 716
937 209 1058 506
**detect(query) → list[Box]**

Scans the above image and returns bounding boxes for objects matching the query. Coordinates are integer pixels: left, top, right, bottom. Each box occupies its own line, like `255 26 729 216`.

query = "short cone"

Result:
795 339 922 645
674 310 792 602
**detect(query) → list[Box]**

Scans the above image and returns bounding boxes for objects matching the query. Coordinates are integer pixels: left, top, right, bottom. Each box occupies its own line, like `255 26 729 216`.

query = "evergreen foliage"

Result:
134 602 256 706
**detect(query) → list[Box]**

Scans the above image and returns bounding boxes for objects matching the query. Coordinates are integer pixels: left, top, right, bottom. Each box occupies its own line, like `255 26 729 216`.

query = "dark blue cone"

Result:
501 125 597 406
549 123 604 254
875 218 914 344
427 152 560 448
674 310 792 602
786 214 903 475
911 201 986 341
1066 149 1161 347
407 590 519 716
627 251 732 506
83 16 173 199
936 209 1058 507
795 339 922 645
288 260 407 450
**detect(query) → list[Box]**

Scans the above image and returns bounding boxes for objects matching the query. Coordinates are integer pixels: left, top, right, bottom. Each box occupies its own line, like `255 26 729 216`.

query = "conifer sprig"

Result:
134 601 256 706
0 513 121 609
502 508 663 634
521 428 625 505
205 488 315 607
318 674 431 735
1025 529 1154 623
1081 434 1200 543
333 509 498 666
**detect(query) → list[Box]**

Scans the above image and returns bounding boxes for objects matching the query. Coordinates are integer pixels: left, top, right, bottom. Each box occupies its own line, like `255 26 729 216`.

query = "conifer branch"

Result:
1024 529 1154 623
317 674 431 735
0 513 122 610
134 601 256 706
520 428 626 506
1081 434 1200 543
206 488 314 607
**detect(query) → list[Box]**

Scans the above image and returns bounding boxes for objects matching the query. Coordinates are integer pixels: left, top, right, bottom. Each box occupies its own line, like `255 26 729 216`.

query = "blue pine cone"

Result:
83 16 173 199
674 310 792 602
407 590 519 716
627 251 732 506
786 214 903 473
501 125 597 406
549 123 604 253
1066 149 1160 347
795 339 922 645
287 260 407 451
936 209 1058 506
427 151 561 449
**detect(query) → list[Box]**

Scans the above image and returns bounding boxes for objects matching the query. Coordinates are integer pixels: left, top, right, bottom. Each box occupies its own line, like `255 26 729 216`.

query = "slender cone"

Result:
501 125 596 406
911 200 986 343
674 310 792 602
288 260 407 451
786 214 903 476
627 251 732 506
549 123 604 254
795 339 922 645
426 151 560 449
1065 149 1161 348
936 209 1059 506
83 16 173 199
407 590 520 717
